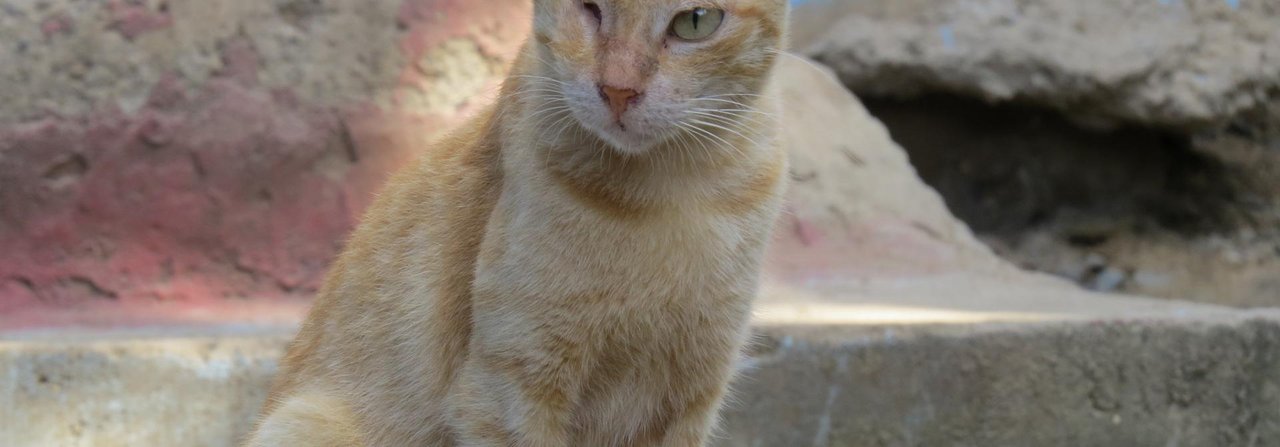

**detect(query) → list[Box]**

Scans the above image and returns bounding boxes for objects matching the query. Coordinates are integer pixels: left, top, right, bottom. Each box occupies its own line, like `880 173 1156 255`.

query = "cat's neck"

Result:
511 98 767 206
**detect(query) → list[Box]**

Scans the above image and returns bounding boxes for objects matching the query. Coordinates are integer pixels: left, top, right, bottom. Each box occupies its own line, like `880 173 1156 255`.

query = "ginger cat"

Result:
246 0 788 445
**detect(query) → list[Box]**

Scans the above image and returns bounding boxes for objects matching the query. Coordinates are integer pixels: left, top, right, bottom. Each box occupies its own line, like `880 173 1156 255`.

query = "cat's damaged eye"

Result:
670 8 724 41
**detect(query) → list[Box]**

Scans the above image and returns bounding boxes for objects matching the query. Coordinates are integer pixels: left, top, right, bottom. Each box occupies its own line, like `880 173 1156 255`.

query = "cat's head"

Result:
527 0 788 154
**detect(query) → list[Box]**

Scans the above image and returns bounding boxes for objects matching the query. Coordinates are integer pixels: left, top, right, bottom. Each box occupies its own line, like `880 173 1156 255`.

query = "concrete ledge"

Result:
729 318 1280 447
5 282 1279 447
1 334 287 447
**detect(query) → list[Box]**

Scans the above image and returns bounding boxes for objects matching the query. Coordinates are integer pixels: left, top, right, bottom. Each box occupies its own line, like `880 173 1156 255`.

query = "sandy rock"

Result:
793 0 1280 128
767 55 1014 282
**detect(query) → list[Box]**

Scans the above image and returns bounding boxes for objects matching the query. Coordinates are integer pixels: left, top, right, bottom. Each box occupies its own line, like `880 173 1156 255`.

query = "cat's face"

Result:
529 0 787 154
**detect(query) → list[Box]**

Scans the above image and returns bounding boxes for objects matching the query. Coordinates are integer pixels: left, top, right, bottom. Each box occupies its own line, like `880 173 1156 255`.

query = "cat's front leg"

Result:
449 340 586 447
658 331 746 447
658 383 730 447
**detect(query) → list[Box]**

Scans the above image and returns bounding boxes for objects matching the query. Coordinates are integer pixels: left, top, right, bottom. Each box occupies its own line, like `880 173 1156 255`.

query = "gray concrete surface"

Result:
1 333 286 447
731 302 1280 447
793 0 1280 128
5 283 1280 447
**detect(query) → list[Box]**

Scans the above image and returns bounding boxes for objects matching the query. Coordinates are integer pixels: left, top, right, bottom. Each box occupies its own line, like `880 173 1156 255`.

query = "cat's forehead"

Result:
544 0 782 16
611 0 725 12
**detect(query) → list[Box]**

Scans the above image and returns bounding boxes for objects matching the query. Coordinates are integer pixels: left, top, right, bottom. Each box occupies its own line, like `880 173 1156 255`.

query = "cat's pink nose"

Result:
598 85 642 122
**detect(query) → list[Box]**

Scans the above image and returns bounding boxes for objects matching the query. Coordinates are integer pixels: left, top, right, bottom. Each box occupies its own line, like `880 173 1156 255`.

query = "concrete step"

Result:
5 277 1278 447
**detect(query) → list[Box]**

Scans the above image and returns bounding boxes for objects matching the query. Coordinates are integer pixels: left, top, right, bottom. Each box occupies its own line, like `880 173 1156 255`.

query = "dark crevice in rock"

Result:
189 151 206 179
232 257 298 295
862 93 1280 305
338 119 360 163
864 94 1240 237
276 0 328 30
43 153 89 188
9 276 36 294
60 276 118 300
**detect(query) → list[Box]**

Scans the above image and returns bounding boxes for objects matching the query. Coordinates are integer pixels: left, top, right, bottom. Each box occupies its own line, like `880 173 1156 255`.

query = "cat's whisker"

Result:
511 87 567 96
686 109 773 128
689 107 773 122
686 108 772 130
675 120 716 163
690 98 772 113
677 128 699 166
525 101 571 113
540 111 579 153
518 107 573 138
668 126 697 166
672 122 702 164
508 90 569 105
764 47 829 74
686 117 747 157
685 114 764 148
526 52 562 71
701 92 766 98
697 94 767 105
687 106 775 118
683 108 767 140
507 74 569 86
524 103 576 171
687 112 773 127
548 114 578 144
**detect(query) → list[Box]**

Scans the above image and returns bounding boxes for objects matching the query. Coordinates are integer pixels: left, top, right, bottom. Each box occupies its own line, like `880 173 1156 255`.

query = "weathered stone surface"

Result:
725 314 1280 447
790 0 1280 308
793 0 1280 128
6 296 1279 446
0 0 530 328
767 55 1009 283
0 0 528 122
0 334 287 447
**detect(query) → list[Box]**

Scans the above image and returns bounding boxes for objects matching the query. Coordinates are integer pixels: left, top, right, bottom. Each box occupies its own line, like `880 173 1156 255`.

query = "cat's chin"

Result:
586 124 662 156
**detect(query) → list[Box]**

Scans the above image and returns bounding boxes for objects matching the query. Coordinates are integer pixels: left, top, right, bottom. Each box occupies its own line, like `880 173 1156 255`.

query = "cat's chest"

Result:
510 203 756 287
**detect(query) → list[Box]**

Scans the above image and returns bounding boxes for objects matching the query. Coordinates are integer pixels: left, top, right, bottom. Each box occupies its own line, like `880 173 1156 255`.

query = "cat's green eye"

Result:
670 8 725 41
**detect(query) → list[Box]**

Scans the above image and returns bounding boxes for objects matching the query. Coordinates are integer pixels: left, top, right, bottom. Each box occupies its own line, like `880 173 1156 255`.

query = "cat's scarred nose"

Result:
598 84 642 123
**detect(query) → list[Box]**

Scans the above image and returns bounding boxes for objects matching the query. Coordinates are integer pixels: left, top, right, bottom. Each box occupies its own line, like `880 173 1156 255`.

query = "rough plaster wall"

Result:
0 0 531 326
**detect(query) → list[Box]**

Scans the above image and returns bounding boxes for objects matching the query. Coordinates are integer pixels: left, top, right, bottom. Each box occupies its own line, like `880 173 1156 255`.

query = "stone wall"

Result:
0 0 530 328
